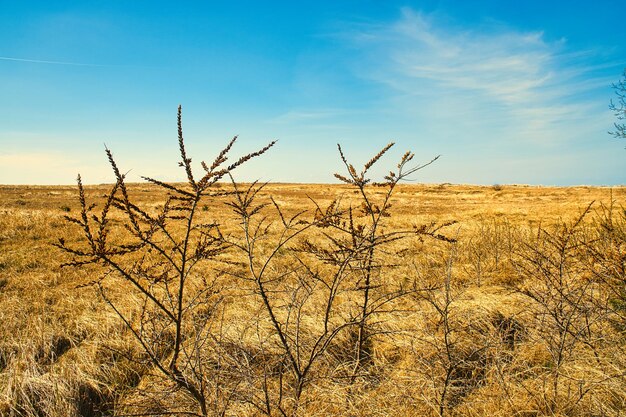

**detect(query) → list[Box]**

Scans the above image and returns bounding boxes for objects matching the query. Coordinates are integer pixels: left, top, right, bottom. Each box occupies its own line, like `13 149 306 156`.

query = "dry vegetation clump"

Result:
1 108 625 416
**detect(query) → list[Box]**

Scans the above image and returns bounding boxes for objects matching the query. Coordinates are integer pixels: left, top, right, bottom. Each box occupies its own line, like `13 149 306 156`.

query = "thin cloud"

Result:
346 8 615 146
268 108 361 125
269 110 341 123
385 12 558 105
0 56 155 68
0 56 108 67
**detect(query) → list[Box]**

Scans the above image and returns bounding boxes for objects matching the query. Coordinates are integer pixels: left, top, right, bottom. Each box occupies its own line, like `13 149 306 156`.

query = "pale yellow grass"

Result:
0 183 624 416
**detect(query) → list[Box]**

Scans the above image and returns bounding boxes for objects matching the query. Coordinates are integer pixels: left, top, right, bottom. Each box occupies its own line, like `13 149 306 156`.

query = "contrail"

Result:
0 56 107 67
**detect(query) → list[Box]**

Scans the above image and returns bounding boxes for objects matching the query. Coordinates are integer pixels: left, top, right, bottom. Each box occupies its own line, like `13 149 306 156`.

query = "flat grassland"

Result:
0 183 624 416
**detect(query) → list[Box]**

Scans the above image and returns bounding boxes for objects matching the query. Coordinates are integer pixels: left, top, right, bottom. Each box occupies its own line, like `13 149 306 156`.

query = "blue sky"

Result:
1 1 624 185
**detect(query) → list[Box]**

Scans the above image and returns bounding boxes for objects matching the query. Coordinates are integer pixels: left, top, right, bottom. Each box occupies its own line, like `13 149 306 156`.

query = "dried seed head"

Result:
364 142 395 172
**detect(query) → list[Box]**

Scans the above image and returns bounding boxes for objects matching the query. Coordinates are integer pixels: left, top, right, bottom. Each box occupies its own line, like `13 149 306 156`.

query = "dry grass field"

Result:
1 177 624 416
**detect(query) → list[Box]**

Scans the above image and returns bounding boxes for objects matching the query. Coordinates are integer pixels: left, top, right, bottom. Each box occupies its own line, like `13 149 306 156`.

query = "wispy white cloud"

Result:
268 109 348 124
367 11 560 102
0 55 152 68
0 56 106 66
346 8 616 148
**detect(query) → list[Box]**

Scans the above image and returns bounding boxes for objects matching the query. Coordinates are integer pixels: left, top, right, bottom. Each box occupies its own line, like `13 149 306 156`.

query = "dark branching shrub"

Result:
609 68 626 141
57 105 275 416
312 144 456 380
58 107 450 416
513 203 613 415
584 200 626 327
220 143 453 414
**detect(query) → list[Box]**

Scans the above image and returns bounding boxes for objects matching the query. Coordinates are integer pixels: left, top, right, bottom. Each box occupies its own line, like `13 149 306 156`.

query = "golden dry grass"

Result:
0 182 624 416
